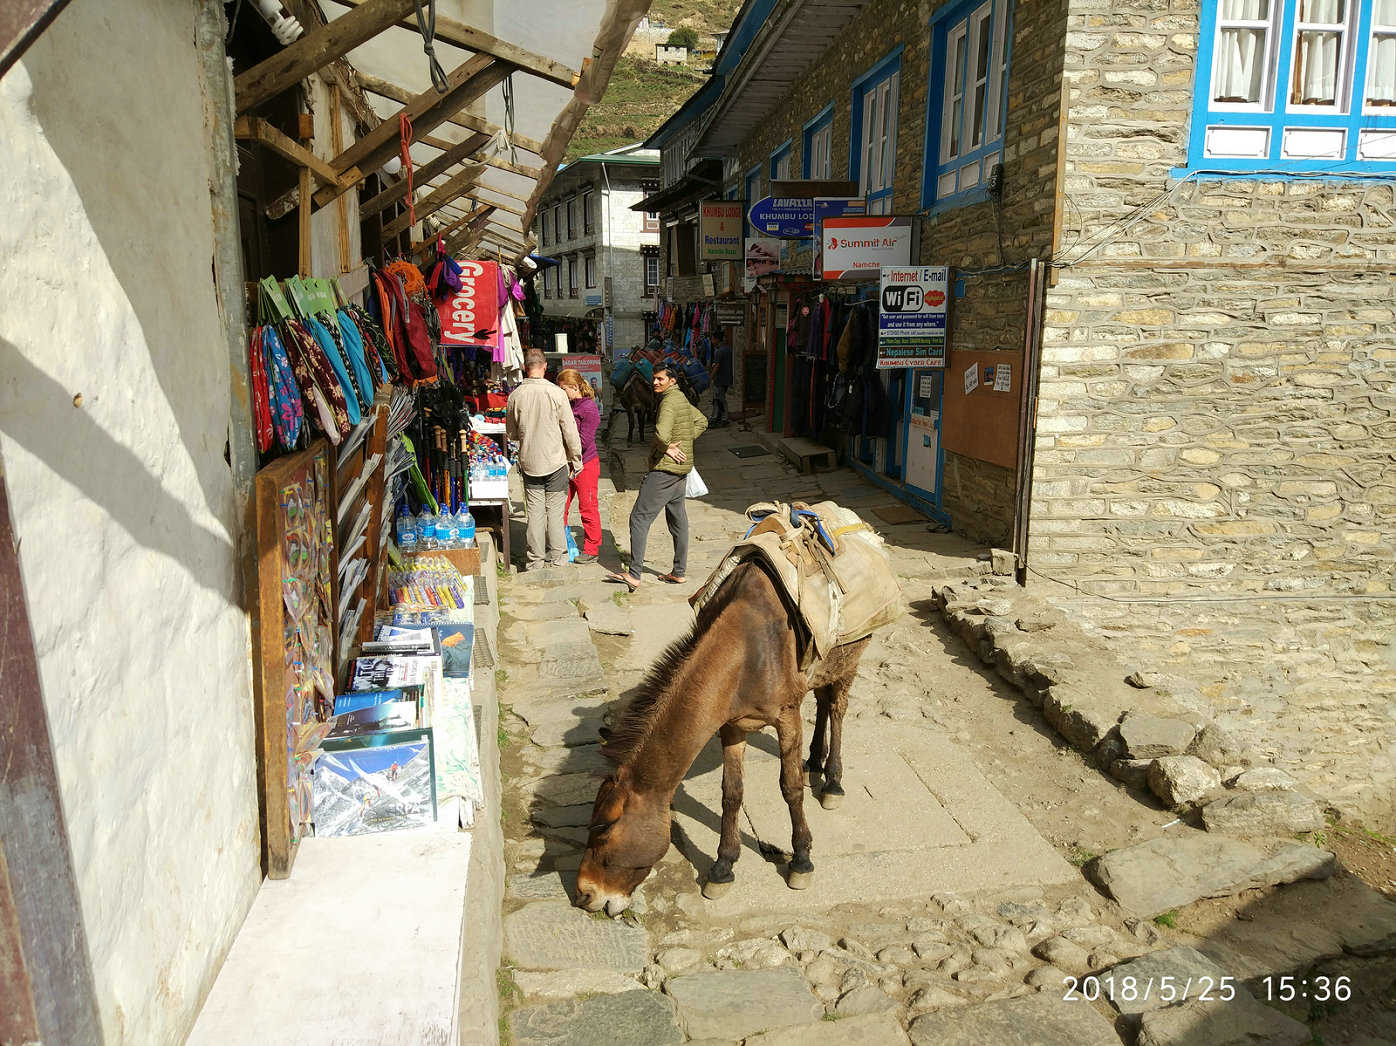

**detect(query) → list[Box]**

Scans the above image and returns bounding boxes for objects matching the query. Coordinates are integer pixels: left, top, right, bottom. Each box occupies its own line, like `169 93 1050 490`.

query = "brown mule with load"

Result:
574 502 902 915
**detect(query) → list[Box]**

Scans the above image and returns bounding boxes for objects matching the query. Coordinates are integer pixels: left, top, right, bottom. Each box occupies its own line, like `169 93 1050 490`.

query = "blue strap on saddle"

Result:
743 506 838 555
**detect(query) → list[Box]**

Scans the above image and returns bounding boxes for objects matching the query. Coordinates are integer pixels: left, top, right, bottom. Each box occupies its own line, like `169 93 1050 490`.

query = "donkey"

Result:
617 371 656 443
574 559 871 915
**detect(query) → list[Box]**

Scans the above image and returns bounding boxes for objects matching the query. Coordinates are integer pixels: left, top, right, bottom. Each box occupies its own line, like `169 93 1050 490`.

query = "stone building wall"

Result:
726 0 1070 543
1033 0 1396 828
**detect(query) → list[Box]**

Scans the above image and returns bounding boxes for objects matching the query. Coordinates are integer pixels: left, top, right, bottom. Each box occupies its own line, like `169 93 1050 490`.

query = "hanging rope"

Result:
413 0 449 94
400 113 417 230
501 73 518 165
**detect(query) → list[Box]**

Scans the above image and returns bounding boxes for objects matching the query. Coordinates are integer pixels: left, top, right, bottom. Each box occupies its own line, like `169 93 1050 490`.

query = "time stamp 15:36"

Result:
1063 974 1352 1004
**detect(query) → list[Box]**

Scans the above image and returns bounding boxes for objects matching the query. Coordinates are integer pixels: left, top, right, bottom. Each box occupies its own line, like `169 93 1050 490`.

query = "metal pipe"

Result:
1012 257 1045 587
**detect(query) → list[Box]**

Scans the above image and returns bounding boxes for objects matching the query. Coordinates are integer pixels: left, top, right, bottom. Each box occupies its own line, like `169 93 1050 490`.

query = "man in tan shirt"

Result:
505 349 582 569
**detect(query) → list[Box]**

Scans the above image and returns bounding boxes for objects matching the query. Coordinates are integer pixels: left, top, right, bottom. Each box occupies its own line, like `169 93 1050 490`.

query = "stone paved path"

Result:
490 419 1396 1045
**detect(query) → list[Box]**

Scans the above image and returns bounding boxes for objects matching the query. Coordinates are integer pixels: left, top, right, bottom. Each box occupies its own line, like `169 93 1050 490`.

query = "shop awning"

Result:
691 0 873 157
232 0 650 264
631 157 723 217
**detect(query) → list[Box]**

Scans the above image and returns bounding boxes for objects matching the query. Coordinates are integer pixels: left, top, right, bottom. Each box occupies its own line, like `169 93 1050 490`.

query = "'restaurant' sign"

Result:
700 201 744 260
820 217 913 280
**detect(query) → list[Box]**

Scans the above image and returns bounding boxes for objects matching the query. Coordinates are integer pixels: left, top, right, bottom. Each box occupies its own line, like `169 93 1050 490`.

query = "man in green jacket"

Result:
607 363 707 590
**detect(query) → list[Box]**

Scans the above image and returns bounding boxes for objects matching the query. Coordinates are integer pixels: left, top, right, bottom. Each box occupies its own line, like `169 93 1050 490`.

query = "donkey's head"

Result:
573 766 672 915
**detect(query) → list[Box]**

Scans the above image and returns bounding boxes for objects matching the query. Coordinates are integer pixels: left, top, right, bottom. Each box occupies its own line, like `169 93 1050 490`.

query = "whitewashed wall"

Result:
0 2 261 1043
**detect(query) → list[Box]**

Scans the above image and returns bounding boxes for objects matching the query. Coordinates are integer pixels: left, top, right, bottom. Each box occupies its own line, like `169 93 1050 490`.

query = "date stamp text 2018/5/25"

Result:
1064 975 1237 1004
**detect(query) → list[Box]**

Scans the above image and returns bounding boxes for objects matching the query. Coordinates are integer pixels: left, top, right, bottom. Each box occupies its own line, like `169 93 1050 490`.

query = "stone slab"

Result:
513 969 643 999
508 870 572 902
1104 946 1230 1015
1137 993 1310 1046
907 990 1118 1046
509 988 683 1046
1201 790 1324 835
528 713 608 749
584 601 634 635
746 1010 911 1045
664 968 822 1041
504 900 650 973
522 742 614 776
532 770 606 808
669 731 1075 917
188 825 469 1046
1086 835 1336 917
528 619 594 645
530 804 592 829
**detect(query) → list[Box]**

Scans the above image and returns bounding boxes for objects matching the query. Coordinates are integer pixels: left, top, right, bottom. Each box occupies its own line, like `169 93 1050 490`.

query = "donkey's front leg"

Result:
775 708 815 890
703 723 746 899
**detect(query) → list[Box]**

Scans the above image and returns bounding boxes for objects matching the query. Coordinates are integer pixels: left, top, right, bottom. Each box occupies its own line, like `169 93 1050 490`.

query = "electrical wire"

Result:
414 0 449 94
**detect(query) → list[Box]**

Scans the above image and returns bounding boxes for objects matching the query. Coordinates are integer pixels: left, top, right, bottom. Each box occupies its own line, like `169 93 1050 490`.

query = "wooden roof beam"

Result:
315 54 514 207
324 0 578 89
234 117 364 188
354 71 546 156
359 131 490 215
234 0 414 114
381 165 486 238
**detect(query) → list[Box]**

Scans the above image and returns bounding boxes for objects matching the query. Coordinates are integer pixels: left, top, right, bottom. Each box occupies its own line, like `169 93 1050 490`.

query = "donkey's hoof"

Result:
786 869 814 890
702 879 733 900
819 790 844 810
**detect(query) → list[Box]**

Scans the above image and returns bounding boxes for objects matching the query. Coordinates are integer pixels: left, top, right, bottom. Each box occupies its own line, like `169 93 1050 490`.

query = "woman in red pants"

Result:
557 368 602 563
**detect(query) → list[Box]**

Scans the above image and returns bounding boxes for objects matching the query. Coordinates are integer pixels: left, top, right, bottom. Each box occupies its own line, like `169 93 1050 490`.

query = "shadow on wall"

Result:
20 6 235 524
0 337 235 594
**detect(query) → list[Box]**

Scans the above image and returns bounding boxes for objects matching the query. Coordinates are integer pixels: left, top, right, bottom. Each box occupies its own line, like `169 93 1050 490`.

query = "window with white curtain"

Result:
852 53 901 214
804 111 832 181
1370 0 1396 105
923 0 1010 208
1191 0 1396 170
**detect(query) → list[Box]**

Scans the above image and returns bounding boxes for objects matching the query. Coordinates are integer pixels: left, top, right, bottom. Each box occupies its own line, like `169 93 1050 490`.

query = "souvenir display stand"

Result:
252 440 337 879
328 385 393 681
467 415 511 565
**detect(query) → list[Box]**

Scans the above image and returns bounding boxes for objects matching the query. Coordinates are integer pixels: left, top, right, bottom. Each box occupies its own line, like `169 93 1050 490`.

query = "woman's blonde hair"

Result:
557 368 595 399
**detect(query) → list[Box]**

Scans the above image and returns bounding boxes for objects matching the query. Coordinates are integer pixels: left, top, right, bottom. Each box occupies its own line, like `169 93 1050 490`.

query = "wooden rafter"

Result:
324 0 578 89
381 164 486 239
234 117 362 189
315 54 514 207
359 131 489 216
234 0 414 114
354 71 546 156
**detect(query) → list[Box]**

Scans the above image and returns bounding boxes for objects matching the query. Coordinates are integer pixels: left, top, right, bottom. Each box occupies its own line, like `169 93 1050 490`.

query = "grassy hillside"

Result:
566 0 742 161
568 56 704 160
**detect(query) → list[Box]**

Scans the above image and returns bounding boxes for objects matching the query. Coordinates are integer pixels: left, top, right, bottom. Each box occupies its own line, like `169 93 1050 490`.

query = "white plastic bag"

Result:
684 467 708 499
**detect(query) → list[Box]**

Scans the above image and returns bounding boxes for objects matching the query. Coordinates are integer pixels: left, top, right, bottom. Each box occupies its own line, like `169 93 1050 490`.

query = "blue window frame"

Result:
744 164 762 236
802 104 834 178
1183 0 1396 174
770 140 793 183
849 47 904 213
922 0 1012 211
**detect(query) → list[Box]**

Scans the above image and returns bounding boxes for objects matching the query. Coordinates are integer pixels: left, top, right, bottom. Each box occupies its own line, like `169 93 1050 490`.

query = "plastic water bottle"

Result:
458 507 476 548
437 506 459 549
416 505 437 550
397 507 418 553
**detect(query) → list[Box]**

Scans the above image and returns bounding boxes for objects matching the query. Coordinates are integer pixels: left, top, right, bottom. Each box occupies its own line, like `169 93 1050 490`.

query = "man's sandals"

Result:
604 571 640 592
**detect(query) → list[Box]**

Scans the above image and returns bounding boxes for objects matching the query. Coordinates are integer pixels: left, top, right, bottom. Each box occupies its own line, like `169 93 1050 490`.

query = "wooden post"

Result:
298 166 312 277
0 484 103 1046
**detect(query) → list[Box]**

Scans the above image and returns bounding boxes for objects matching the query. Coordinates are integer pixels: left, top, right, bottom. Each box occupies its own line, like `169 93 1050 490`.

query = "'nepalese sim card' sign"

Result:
821 217 913 280
877 265 949 369
747 196 815 239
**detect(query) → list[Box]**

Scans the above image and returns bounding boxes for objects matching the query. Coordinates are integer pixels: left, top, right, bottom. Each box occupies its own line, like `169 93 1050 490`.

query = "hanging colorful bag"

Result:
249 326 274 453
261 325 304 450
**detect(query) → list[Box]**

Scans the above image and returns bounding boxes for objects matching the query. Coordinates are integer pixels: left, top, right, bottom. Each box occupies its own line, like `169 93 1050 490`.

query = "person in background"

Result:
506 348 582 570
708 327 733 427
606 363 707 590
558 368 601 564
